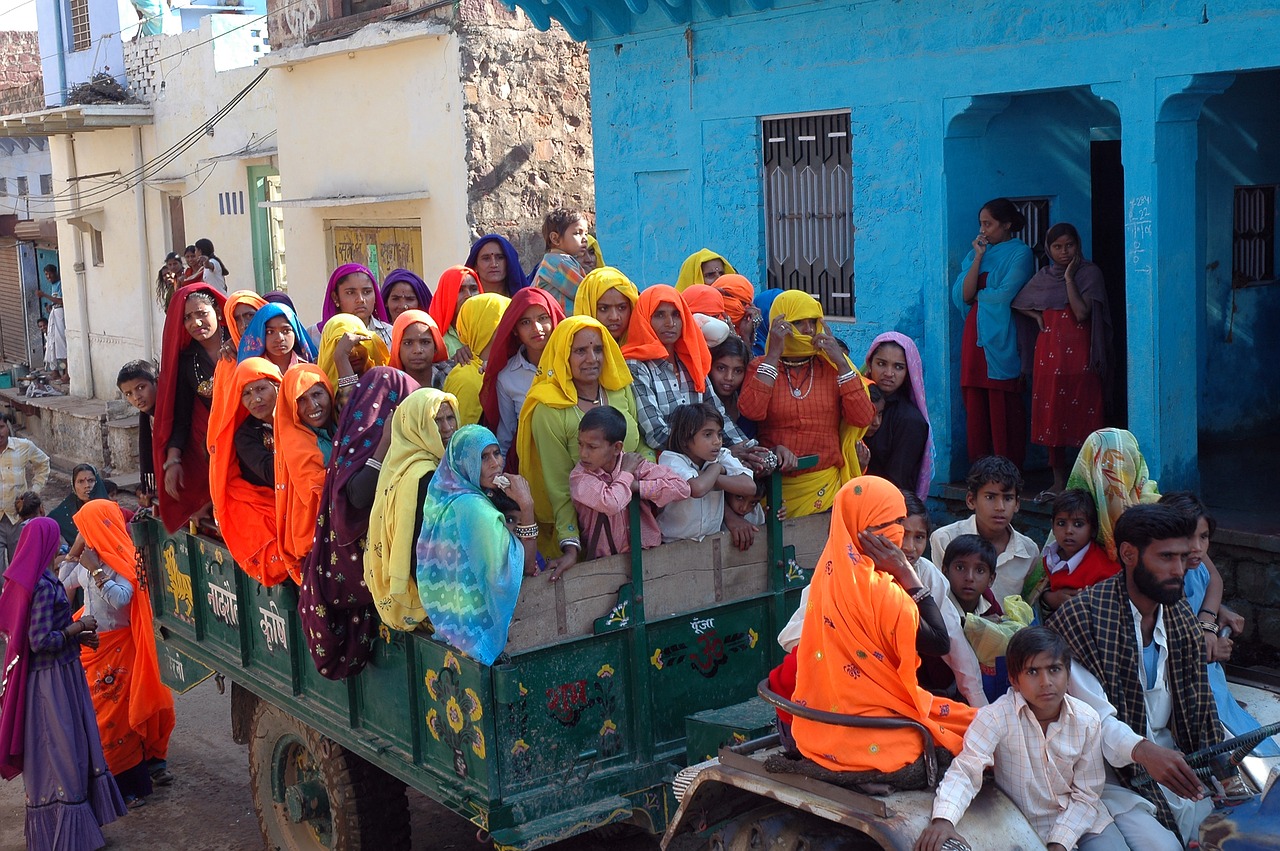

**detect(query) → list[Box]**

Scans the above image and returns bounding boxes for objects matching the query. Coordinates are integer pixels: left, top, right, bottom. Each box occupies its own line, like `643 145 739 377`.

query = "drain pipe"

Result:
65 134 95 398
133 126 155 361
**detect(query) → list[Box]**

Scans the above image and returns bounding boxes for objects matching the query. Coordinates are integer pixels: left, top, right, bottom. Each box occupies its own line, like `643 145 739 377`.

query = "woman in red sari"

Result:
1012 222 1112 494
153 283 227 532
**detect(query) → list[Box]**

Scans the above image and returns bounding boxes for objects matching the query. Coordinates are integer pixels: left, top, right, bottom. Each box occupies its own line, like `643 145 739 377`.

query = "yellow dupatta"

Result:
317 313 390 387
675 249 737 292
515 316 632 529
365 388 456 630
442 293 510 426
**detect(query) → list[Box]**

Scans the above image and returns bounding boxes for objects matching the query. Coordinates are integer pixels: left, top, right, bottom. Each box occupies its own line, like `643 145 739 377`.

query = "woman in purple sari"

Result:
298 367 419 679
0 518 127 849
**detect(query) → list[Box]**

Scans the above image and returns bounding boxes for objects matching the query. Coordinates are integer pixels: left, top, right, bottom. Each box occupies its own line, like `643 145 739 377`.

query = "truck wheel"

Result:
248 701 410 851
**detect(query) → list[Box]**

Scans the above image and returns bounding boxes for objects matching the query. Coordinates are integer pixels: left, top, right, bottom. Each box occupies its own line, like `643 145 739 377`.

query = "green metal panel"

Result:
646 600 772 755
354 627 417 750
191 534 246 663
155 642 214 694
242 574 298 692
494 633 633 799
684 697 777 763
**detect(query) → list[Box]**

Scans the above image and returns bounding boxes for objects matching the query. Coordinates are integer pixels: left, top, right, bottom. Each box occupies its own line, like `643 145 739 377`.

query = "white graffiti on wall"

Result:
276 0 321 43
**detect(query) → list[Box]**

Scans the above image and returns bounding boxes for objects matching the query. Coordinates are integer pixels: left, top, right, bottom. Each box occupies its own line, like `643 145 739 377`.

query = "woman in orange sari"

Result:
274 364 334 583
791 476 974 776
66 500 175 806
206 290 267 490
208 357 289 586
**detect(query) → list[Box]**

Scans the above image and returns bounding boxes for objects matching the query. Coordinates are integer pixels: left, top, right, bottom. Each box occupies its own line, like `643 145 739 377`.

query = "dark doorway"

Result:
1090 140 1127 427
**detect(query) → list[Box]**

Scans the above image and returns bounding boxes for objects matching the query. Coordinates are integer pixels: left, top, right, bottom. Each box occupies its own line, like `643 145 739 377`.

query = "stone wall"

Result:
456 0 593 269
0 31 42 116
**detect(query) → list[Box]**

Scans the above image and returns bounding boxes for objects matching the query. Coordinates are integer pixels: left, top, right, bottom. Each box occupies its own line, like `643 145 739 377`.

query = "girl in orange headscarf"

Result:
428 265 483 361
388 308 447 388
207 290 267 478
208 357 289 586
791 477 974 774
622 285 746 452
67 500 176 805
714 273 759 341
274 364 334 583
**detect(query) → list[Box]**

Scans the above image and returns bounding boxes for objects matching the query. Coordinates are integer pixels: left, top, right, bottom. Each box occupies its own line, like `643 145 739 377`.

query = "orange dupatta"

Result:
388 309 446 370
714 274 755 324
274 364 332 583
208 357 289 586
791 476 974 773
208 291 267 464
620 285 711 392
75 500 175 773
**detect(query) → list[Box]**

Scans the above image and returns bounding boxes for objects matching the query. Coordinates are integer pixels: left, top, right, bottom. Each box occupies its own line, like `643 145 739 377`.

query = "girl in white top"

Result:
193 238 228 293
657 402 754 542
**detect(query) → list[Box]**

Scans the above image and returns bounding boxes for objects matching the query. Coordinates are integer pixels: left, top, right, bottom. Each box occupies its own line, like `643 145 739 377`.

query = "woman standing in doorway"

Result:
1012 222 1112 495
952 198 1035 468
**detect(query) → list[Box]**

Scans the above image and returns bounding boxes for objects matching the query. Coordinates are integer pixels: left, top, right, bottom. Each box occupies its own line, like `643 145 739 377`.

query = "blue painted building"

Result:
506 0 1280 491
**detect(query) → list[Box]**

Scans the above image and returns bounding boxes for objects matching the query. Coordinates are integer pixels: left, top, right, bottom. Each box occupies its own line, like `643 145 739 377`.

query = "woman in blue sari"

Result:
952 197 1035 467
415 425 537 665
465 234 528 299
237 302 317 373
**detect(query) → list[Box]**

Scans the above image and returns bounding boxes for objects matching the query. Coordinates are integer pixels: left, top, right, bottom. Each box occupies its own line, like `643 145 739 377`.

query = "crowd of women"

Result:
0 199 1148 849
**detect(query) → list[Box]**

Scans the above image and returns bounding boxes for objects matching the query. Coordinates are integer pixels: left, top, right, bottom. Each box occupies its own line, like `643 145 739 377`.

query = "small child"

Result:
943 534 1016 703
929 455 1038 602
491 488 547 575
532 208 590 313
855 383 886 472
1041 489 1120 613
569 406 690 558
915 628 1121 851
15 490 43 527
117 359 159 496
103 479 136 523
725 478 768 526
657 403 755 543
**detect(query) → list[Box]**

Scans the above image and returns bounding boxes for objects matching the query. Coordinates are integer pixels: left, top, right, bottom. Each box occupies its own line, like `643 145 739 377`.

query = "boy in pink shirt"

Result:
569 406 690 559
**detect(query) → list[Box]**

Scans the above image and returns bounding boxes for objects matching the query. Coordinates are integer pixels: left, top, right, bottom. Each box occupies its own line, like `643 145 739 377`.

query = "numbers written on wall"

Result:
762 112 854 317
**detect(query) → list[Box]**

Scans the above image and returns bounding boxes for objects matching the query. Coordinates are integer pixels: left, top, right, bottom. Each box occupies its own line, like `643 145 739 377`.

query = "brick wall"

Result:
0 31 42 116
123 36 163 104
457 0 594 272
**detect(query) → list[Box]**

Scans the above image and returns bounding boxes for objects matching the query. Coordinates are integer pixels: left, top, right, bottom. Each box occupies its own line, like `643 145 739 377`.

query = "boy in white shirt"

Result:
915 627 1126 851
929 455 1038 602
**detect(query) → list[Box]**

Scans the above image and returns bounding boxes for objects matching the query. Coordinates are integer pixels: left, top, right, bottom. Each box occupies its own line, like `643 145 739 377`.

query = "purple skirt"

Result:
24 653 127 851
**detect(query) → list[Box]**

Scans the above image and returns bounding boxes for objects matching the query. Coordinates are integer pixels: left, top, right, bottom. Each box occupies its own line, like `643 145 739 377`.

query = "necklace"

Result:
576 385 606 407
782 359 814 400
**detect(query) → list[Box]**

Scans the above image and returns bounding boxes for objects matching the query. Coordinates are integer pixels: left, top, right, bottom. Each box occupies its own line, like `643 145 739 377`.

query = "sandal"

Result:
124 794 147 809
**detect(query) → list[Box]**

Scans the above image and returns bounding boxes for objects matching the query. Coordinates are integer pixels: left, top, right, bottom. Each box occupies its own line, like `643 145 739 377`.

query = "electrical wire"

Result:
32 67 267 215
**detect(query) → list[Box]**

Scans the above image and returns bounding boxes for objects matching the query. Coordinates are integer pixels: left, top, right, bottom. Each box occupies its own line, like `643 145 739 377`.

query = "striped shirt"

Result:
932 689 1113 848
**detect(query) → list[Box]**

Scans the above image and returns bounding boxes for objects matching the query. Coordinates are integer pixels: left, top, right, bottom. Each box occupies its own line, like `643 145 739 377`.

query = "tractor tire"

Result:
248 701 410 851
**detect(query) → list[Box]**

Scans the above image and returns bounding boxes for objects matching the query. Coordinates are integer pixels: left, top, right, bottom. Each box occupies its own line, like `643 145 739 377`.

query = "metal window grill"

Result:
1010 197 1052 268
763 112 854 317
1233 185 1276 284
69 0 91 52
15 176 28 197
39 174 53 195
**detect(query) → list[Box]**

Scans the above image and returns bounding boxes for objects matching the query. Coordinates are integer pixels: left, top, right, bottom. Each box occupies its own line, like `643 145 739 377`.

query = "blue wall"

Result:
1198 71 1280 438
511 0 1280 489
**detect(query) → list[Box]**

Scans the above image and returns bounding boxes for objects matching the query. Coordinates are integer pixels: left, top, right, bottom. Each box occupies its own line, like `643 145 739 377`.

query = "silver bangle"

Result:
909 587 932 603
365 458 383 471
755 363 779 381
515 523 539 540
337 374 359 389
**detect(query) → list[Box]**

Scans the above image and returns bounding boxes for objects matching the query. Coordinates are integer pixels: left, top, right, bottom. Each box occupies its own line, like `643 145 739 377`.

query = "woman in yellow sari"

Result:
675 248 737 291
516 316 647 578
792 476 974 776
365 388 458 631
738 291 876 516
574 267 639 345
317 313 389 408
442 293 510 426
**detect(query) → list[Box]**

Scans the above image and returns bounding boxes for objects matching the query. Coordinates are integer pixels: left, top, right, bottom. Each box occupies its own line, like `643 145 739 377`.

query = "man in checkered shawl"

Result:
1048 504 1221 849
